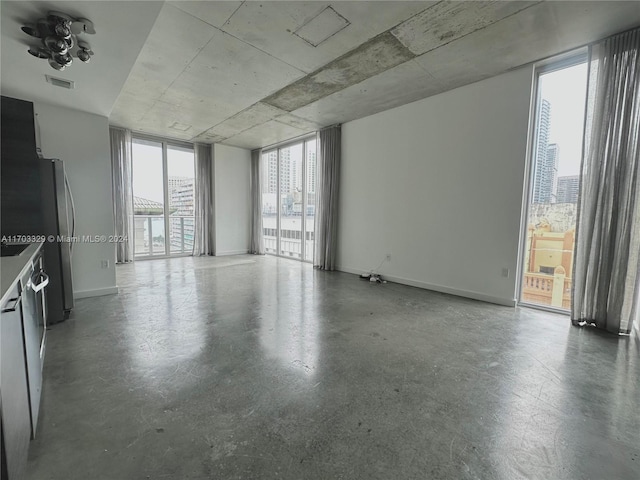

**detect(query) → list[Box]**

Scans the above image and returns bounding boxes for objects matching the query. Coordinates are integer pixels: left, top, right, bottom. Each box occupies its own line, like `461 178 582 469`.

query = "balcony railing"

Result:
134 215 193 257
170 216 194 254
263 234 314 261
522 270 571 309
134 215 164 257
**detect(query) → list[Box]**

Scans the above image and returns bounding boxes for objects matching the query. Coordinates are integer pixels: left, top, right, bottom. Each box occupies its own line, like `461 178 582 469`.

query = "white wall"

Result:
213 144 251 256
34 102 117 299
337 67 534 306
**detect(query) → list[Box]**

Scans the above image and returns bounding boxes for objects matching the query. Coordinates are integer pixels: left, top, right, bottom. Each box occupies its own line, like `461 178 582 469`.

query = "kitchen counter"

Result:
1 242 44 304
1 240 46 480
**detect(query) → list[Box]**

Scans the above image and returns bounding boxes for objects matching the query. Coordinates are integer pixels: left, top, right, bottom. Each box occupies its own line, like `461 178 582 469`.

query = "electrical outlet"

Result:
385 254 392 262
501 268 510 278
101 260 110 269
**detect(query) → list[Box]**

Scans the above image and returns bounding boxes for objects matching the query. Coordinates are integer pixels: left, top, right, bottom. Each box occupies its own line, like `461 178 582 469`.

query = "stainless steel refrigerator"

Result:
40 159 75 323
1 96 75 323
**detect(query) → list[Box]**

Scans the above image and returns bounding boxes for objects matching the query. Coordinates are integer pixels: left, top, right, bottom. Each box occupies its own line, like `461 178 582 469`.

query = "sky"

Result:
132 142 194 204
539 62 588 177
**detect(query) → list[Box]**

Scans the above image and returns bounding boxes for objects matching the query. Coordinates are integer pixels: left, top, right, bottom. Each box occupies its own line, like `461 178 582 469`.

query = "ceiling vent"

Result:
169 122 191 132
45 75 74 89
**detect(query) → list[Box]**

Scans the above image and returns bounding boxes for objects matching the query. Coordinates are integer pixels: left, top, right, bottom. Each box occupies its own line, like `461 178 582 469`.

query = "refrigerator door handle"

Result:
64 172 76 251
31 271 50 293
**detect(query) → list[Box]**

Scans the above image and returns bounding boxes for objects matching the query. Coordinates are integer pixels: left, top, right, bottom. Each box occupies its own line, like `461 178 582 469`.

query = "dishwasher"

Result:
20 251 49 437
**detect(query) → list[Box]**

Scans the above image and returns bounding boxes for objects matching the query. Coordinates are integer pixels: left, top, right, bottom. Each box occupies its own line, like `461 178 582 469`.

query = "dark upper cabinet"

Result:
1 96 43 236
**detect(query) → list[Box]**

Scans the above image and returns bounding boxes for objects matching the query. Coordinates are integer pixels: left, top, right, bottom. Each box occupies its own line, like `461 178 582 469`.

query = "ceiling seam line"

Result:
414 0 546 58
387 0 446 34
272 118 313 131
191 103 276 140
193 102 312 142
171 4 308 76
214 28 308 75
214 111 317 145
139 9 220 124
222 1 245 27
141 31 219 124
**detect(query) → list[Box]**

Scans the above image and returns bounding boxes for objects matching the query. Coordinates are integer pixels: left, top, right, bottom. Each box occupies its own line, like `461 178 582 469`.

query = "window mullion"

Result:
162 141 170 256
277 147 281 257
301 140 307 262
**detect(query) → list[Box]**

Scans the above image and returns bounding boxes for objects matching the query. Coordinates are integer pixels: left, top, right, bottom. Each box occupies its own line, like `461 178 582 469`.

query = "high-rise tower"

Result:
532 100 555 204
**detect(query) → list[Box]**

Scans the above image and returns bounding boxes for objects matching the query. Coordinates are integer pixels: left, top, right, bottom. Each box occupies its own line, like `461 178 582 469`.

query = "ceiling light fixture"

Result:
22 10 95 72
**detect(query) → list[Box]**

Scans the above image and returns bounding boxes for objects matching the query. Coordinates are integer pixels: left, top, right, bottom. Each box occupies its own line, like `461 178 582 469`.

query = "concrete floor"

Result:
27 255 639 479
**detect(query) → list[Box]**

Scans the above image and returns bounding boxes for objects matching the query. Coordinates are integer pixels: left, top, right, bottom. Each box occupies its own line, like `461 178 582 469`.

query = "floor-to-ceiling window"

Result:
304 138 317 262
132 137 195 259
262 136 316 262
167 145 195 254
519 55 588 311
262 150 278 255
132 139 165 257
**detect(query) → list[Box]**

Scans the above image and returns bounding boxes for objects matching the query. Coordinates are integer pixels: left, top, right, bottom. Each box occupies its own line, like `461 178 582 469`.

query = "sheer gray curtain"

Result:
314 125 341 270
109 127 133 263
249 149 265 254
572 28 640 335
193 143 215 256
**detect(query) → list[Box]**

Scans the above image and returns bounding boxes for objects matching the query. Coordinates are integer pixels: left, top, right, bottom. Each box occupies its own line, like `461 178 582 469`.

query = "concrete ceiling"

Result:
8 2 638 150
0 1 164 117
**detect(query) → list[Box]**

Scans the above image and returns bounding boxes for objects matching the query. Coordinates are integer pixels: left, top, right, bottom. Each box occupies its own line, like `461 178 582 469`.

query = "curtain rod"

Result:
112 121 343 153
259 131 317 152
507 24 640 74
319 123 341 131
258 123 341 152
109 125 196 149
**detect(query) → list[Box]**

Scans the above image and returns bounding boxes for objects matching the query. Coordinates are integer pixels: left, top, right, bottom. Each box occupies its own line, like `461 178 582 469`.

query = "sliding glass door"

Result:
167 146 195 254
132 139 165 257
279 143 303 257
262 136 316 262
132 137 194 258
519 56 588 311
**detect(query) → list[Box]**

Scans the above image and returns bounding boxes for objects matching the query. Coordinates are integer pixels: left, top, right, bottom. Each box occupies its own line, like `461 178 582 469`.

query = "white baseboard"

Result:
216 250 250 257
335 265 516 307
74 286 119 299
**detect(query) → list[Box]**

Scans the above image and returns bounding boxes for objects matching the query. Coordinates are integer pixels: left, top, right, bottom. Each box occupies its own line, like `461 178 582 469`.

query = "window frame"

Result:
131 133 195 260
262 133 316 264
515 49 588 314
